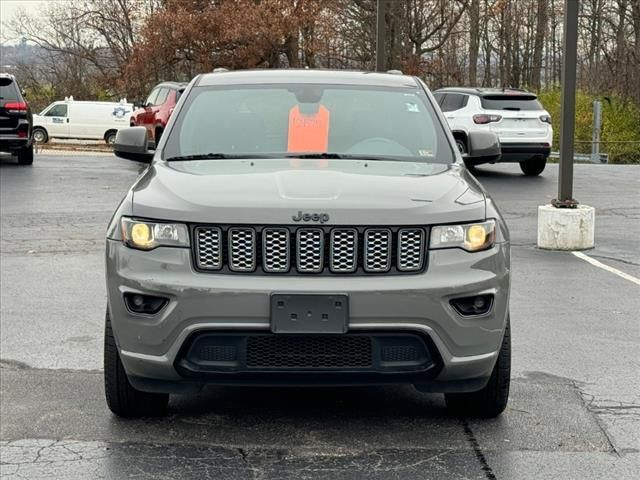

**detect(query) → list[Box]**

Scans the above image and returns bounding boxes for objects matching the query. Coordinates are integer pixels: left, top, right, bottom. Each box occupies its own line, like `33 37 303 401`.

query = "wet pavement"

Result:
1 153 639 479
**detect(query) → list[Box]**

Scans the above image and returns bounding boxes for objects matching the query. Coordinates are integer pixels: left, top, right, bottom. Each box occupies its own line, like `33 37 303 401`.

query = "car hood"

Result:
131 159 486 225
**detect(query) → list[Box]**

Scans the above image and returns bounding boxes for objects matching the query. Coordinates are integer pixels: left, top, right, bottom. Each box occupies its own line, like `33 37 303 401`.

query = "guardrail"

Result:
549 151 608 164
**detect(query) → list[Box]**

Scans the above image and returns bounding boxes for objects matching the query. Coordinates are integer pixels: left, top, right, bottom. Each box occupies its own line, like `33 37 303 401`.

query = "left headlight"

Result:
121 217 190 250
430 220 496 252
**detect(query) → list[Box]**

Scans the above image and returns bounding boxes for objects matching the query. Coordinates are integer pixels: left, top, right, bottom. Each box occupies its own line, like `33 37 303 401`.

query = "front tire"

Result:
17 144 34 165
445 318 511 418
105 130 117 145
33 127 48 144
104 309 169 417
520 157 546 176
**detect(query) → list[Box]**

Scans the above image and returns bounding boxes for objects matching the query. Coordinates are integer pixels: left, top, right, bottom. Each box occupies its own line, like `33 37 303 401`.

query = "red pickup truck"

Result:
130 81 186 146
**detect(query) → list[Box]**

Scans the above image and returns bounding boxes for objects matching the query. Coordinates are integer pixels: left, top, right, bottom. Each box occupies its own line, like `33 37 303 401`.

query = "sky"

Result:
0 0 52 43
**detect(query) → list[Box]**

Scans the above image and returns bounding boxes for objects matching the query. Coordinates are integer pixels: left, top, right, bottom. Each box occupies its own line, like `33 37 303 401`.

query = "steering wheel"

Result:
347 137 413 157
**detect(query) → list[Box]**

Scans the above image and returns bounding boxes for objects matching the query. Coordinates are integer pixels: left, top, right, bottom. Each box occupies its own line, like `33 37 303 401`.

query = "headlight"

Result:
121 217 190 250
430 220 496 252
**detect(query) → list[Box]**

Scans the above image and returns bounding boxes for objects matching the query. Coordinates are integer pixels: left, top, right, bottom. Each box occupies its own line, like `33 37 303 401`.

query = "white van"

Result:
33 98 134 144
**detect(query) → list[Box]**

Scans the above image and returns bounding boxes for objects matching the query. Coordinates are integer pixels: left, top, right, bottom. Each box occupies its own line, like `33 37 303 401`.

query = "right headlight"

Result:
430 220 496 252
121 217 190 250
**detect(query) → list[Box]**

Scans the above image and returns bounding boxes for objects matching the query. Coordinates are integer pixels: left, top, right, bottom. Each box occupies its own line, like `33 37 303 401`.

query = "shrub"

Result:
537 89 640 164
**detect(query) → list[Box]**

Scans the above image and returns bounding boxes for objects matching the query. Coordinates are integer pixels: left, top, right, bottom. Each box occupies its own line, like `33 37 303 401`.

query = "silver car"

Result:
105 70 511 418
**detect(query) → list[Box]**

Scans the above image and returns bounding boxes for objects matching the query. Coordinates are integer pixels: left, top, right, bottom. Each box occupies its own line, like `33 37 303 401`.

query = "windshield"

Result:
163 84 454 164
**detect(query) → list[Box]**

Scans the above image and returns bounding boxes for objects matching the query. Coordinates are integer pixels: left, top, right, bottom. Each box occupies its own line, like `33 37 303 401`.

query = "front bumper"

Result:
106 239 510 393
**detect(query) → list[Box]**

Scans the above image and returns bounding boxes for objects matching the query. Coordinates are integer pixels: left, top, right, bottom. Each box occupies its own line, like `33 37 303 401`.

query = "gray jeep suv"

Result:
106 70 511 418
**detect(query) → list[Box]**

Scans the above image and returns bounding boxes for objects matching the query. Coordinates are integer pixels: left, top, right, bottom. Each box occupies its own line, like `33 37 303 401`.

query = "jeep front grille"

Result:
397 229 426 271
228 228 256 272
195 227 222 269
194 226 427 275
263 228 290 273
330 229 358 273
297 228 324 273
364 229 392 272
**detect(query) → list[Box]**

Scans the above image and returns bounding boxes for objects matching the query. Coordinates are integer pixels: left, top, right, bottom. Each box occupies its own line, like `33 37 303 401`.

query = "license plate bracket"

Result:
270 293 349 334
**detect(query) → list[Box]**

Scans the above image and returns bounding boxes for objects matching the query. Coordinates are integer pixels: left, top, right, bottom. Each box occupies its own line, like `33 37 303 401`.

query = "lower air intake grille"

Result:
246 335 372 369
198 345 237 362
382 345 420 362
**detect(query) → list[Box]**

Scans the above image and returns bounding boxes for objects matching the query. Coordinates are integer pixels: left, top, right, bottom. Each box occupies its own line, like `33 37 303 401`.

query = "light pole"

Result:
553 0 579 208
538 0 595 250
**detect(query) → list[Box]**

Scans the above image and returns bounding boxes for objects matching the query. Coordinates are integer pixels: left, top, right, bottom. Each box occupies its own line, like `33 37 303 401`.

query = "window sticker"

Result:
418 149 433 156
406 102 420 113
287 105 330 153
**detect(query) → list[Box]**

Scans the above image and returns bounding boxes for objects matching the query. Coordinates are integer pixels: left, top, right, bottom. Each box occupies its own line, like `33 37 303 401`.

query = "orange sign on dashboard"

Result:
287 105 330 153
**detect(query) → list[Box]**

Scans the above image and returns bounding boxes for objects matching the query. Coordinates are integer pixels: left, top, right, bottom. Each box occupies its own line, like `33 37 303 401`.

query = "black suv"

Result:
0 74 34 165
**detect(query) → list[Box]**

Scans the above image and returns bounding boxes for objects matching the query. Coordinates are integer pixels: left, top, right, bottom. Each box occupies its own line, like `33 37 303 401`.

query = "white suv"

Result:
433 88 553 176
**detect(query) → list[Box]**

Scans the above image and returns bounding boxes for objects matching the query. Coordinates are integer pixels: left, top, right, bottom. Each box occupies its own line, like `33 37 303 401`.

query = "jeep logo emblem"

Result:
292 211 330 223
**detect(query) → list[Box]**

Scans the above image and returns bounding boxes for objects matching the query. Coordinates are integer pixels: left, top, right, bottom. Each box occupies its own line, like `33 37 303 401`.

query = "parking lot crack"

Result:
575 383 622 456
461 419 497 480
0 360 102 374
236 448 265 480
237 447 249 464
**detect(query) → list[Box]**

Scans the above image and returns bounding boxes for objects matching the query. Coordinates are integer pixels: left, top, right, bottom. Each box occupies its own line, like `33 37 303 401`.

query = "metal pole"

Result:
591 100 602 163
376 0 387 72
553 0 579 208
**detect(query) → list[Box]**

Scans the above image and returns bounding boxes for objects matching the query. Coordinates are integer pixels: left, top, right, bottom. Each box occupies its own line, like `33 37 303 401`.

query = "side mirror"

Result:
113 127 153 163
466 131 501 163
21 89 27 98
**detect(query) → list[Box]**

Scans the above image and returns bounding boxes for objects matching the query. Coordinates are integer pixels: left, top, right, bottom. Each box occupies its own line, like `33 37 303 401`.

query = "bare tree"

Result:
5 0 638 107
530 0 548 89
468 0 480 84
7 0 155 97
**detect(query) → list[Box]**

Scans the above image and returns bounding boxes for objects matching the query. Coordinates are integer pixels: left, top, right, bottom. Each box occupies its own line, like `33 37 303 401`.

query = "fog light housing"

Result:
450 294 493 316
124 292 168 315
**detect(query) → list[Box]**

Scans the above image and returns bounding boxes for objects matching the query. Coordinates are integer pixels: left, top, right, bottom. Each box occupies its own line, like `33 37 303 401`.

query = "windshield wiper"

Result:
167 152 425 163
285 153 344 159
166 153 276 161
285 153 414 162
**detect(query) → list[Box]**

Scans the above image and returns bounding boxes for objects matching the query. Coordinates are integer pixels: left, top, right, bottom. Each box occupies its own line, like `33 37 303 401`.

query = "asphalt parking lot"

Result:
1 153 638 479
